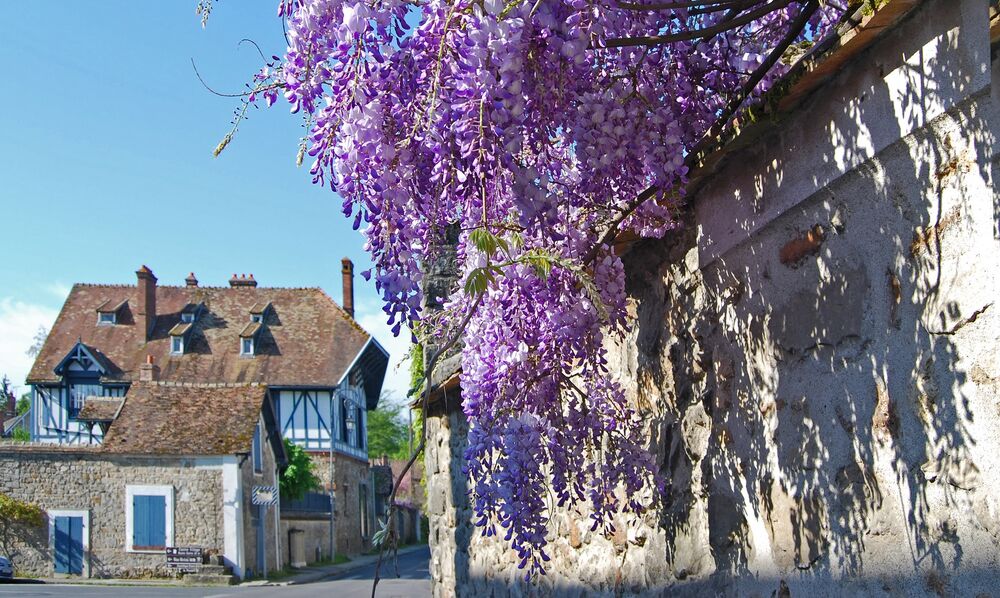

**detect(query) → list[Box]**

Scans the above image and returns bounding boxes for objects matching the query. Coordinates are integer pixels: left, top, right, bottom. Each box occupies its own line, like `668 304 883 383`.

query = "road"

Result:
0 547 430 598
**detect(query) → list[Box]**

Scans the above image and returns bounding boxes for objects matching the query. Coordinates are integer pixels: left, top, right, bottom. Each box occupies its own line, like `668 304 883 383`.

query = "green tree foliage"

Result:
16 394 29 417
367 396 411 461
0 492 45 564
279 439 320 501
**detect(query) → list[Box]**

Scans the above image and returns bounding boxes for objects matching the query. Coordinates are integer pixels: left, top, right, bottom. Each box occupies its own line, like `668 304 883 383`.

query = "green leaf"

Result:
468 228 498 256
464 268 491 296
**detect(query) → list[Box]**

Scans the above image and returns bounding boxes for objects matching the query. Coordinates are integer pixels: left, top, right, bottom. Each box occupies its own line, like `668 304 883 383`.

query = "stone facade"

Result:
299 451 374 557
425 1 1000 596
0 441 280 580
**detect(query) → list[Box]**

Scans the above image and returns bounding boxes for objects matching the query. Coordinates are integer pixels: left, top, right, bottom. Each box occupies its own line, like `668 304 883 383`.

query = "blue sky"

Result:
0 2 411 398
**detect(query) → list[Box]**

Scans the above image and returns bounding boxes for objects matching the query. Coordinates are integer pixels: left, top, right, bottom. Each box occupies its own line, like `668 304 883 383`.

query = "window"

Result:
125 485 173 553
252 422 263 474
355 407 364 449
181 312 195 323
250 314 263 323
241 338 254 356
171 336 184 355
68 382 100 418
98 312 116 325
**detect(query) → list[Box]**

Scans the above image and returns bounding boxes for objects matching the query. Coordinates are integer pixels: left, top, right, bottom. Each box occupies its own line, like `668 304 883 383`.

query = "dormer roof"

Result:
28 283 374 388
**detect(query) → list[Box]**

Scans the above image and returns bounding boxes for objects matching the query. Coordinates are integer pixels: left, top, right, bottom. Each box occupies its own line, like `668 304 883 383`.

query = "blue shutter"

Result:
54 516 70 573
148 495 166 548
133 495 166 549
133 496 148 548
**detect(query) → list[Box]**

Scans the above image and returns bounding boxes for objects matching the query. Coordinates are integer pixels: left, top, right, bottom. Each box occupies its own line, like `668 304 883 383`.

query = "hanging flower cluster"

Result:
213 0 846 576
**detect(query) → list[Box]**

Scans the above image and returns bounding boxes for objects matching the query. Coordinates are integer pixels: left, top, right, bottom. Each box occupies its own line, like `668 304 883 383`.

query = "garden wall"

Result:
426 0 1000 595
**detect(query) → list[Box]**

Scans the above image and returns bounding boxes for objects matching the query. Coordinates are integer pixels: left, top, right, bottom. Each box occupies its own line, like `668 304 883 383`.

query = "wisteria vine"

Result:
203 0 847 581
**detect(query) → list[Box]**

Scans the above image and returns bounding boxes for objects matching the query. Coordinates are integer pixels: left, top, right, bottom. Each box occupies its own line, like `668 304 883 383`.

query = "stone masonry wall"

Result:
426 1 1000 596
0 448 224 579
307 451 372 556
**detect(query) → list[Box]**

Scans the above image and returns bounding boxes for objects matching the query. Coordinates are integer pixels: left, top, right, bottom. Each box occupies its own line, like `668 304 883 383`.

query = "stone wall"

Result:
0 447 224 579
307 451 373 556
425 0 1000 595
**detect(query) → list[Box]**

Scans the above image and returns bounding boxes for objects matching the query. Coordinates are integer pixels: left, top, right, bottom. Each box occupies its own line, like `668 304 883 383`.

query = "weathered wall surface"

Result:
426 0 1000 595
0 448 224 579
307 451 372 556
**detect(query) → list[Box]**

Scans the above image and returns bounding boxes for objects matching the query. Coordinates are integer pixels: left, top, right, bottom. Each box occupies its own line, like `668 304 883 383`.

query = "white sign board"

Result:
252 485 278 506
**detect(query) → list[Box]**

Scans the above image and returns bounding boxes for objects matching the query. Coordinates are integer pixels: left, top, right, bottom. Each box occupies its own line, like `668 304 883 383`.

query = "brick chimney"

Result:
341 258 355 319
139 354 160 382
136 265 157 341
229 273 258 288
185 272 199 287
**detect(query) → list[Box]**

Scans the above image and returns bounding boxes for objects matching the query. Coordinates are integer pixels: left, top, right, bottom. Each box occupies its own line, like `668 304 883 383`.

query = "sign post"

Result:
252 486 279 578
165 546 203 574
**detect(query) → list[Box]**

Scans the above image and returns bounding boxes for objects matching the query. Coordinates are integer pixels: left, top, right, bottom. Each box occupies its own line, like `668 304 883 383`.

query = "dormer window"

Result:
171 336 184 355
241 338 254 356
250 314 263 324
96 299 127 326
181 312 195 323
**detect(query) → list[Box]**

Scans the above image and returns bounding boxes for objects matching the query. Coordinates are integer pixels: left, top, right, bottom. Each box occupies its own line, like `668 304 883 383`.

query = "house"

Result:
3 263 389 579
0 381 283 580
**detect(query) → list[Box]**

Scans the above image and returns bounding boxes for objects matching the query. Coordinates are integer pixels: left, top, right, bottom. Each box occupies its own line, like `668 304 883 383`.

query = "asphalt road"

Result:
0 546 431 598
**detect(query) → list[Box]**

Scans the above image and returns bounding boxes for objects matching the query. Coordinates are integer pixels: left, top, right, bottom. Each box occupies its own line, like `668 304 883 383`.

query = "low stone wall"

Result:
425 1 1000 595
0 447 224 579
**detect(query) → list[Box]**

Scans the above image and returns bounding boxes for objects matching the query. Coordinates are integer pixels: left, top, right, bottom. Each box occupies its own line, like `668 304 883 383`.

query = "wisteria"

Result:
206 0 847 579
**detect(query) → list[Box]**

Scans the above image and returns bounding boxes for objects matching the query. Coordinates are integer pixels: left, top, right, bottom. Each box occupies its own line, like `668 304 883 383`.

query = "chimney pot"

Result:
139 355 160 382
341 258 355 319
136 266 157 341
230 272 258 288
185 272 199 287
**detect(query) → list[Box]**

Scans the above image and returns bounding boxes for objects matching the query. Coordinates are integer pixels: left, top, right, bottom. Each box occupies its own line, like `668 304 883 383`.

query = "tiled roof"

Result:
101 382 266 455
28 283 371 387
77 397 123 422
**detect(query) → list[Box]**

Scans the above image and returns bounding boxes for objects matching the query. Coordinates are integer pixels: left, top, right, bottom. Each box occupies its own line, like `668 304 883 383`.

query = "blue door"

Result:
54 516 83 575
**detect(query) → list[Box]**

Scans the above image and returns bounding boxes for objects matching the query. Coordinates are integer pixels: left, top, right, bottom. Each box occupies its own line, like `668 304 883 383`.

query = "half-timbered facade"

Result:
26 262 389 460
22 262 390 571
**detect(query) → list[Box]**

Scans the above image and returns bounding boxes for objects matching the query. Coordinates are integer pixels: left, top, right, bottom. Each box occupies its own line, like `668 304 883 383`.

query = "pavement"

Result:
266 544 429 586
0 545 431 597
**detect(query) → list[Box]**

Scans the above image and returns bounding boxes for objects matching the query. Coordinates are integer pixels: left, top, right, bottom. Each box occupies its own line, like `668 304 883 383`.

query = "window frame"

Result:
251 421 263 475
241 337 254 356
180 312 195 323
170 336 184 355
125 485 174 554
97 312 116 326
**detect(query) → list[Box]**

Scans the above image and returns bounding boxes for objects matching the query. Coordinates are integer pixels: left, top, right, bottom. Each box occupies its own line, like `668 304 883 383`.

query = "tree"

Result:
25 326 47 359
201 0 848 577
367 396 411 461
0 493 45 566
0 377 14 416
16 394 29 417
279 439 321 501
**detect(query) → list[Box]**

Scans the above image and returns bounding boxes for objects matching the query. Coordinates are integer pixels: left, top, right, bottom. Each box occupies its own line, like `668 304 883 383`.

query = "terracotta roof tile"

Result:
101 382 266 455
77 397 124 422
28 284 372 387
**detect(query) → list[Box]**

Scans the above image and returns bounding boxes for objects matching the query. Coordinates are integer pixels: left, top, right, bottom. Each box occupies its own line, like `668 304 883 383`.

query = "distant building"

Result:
2 263 388 579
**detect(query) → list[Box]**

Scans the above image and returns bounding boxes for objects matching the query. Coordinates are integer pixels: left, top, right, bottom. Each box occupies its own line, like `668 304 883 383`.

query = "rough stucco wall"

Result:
0 449 224 579
425 0 1000 595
